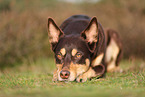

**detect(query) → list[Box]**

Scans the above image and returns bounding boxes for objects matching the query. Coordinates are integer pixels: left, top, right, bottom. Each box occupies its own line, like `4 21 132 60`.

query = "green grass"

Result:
0 59 145 97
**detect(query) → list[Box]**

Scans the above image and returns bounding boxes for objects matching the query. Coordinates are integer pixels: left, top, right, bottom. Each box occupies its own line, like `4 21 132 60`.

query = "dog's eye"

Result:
75 53 82 58
56 53 63 59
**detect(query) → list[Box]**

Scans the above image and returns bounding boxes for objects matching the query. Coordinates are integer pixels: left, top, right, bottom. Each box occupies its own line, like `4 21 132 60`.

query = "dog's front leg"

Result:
76 67 97 82
76 64 105 82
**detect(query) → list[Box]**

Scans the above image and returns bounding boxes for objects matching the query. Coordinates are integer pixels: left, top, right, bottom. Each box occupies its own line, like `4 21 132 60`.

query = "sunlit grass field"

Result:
0 58 144 97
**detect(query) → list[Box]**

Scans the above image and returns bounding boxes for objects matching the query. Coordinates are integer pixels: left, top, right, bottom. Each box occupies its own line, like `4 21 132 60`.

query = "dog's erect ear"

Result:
48 18 64 50
81 17 98 52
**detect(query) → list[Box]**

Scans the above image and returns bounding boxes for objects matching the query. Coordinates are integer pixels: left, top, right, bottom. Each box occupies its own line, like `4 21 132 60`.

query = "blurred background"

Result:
0 0 145 70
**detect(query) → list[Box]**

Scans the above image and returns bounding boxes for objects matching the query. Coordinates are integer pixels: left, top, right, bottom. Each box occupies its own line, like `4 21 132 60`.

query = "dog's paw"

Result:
76 75 88 82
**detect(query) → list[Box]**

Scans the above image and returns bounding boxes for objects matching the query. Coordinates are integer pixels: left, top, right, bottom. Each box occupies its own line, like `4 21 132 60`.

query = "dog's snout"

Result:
60 70 70 79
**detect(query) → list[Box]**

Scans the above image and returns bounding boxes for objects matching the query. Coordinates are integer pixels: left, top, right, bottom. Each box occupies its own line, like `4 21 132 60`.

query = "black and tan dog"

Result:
47 15 122 82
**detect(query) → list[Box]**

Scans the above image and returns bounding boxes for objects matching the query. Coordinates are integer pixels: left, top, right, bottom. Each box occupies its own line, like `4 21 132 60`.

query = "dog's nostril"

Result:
65 73 68 76
60 73 63 76
60 70 70 79
80 79 83 82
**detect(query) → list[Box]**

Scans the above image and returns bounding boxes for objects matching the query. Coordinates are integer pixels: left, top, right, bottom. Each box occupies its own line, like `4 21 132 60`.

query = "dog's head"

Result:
47 17 101 81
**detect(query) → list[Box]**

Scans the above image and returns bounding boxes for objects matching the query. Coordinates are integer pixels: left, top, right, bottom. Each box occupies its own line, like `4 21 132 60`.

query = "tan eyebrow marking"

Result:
60 48 66 56
71 49 78 56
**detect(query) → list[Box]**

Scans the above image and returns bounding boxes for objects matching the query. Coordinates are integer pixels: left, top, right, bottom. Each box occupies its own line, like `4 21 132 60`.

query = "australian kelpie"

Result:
47 15 122 82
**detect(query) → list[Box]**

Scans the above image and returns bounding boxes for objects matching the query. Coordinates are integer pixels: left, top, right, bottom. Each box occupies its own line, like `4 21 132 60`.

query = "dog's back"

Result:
60 15 91 35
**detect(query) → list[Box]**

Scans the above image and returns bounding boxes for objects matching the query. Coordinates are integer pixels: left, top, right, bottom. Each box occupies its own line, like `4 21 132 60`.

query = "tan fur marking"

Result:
48 22 60 43
92 53 104 67
53 64 63 81
71 49 77 56
75 59 90 77
68 62 77 81
107 65 122 72
60 48 66 56
83 67 97 78
56 64 63 70
85 22 98 43
69 62 89 81
107 62 116 72
85 59 90 67
77 64 105 82
105 39 120 72
76 67 96 82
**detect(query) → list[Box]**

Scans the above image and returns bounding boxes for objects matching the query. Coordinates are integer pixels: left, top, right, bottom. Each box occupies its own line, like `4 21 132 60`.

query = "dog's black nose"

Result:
60 70 70 79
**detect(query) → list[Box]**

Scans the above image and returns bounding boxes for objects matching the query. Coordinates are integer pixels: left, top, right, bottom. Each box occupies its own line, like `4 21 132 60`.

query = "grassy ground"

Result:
0 58 145 97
